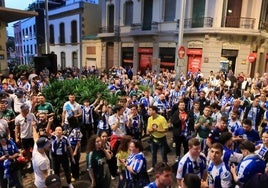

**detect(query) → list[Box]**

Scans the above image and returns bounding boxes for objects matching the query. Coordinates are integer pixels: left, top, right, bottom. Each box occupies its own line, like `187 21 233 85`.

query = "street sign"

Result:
178 46 185 59
248 52 256 63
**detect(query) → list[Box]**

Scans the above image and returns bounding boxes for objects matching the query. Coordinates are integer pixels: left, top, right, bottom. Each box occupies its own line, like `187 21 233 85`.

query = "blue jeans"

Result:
150 136 168 167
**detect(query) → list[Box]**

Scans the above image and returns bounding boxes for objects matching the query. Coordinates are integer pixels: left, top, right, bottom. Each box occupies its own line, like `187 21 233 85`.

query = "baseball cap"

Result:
45 174 61 187
36 137 50 148
15 89 24 96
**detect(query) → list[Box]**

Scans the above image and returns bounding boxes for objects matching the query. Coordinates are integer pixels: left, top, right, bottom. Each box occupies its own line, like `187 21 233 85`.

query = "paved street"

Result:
22 131 178 188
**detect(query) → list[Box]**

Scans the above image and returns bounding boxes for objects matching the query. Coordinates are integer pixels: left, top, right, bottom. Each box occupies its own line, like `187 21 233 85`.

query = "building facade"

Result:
48 0 101 69
0 0 37 74
98 0 268 77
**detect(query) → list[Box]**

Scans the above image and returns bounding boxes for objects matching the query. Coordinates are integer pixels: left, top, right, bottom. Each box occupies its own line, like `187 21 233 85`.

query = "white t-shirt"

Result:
10 94 26 113
32 146 50 188
62 101 81 124
108 114 127 137
0 119 8 133
15 113 37 139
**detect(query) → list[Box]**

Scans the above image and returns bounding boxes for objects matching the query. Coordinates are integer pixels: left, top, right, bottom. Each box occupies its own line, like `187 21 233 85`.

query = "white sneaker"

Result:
111 175 116 180
172 142 176 148
69 183 74 188
147 167 154 173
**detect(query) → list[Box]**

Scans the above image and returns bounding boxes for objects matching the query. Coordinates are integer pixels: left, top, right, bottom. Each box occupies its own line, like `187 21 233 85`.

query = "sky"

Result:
5 0 35 36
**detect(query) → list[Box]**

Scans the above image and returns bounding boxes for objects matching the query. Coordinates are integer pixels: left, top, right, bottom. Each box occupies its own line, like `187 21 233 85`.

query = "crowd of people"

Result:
0 66 268 188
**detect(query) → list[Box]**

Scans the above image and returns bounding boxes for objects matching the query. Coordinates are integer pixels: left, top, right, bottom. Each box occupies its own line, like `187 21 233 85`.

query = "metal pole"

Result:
45 0 50 54
175 0 186 82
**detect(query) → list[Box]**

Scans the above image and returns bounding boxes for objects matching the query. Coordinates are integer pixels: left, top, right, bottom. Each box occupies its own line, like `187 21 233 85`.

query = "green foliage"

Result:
138 84 150 92
13 65 34 79
42 77 118 120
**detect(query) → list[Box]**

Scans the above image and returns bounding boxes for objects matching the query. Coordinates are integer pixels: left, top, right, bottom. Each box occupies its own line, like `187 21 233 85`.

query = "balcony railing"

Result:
222 16 255 29
260 20 268 32
177 17 213 28
130 23 142 31
131 22 159 32
99 25 120 34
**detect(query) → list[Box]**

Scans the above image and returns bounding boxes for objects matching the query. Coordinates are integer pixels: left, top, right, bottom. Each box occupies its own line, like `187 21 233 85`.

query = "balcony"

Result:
183 17 213 28
99 25 120 35
260 20 268 32
130 22 159 31
222 17 255 29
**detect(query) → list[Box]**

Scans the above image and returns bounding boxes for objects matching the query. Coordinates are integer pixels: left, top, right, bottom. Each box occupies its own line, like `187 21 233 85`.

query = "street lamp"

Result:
45 0 50 54
175 0 186 82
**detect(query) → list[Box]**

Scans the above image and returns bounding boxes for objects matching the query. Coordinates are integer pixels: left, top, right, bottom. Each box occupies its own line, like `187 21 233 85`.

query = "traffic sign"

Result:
178 46 185 59
248 52 256 63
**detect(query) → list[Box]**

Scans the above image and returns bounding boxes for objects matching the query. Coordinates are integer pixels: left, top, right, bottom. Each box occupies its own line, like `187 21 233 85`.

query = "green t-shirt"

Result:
195 115 212 138
36 102 54 114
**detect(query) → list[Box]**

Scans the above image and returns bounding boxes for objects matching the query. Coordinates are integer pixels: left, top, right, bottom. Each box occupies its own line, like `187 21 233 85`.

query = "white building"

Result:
48 0 101 69
98 0 268 77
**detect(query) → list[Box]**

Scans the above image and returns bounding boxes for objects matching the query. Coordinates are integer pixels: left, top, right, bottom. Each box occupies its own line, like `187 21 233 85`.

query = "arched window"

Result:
124 1 133 25
71 20 77 43
49 24 55 44
72 51 78 68
59 23 65 44
61 52 66 69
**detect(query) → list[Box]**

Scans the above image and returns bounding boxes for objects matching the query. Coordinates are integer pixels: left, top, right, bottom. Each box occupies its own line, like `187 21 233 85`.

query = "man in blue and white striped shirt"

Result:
176 138 207 187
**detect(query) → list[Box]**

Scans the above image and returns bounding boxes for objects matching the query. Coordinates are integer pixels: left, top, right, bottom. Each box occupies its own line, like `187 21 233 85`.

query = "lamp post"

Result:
175 0 186 82
45 0 50 54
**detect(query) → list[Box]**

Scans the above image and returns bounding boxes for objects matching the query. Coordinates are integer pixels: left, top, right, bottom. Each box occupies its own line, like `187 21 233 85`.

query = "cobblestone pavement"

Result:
22 131 178 188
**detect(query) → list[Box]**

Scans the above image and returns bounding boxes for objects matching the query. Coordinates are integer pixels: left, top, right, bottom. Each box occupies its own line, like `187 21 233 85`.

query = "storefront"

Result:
159 47 175 70
122 47 133 68
187 48 202 73
138 47 153 74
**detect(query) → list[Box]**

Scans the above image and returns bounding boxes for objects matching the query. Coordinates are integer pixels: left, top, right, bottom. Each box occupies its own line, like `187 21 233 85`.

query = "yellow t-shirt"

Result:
116 150 129 170
147 114 168 138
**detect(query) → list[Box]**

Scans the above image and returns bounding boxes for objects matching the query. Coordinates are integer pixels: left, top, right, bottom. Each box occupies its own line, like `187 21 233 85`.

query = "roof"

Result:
82 35 99 40
0 7 38 23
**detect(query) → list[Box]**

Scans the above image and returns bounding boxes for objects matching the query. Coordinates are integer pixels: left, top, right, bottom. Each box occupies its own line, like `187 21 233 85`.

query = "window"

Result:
71 20 77 43
72 51 78 68
225 0 242 27
108 5 114 32
49 25 55 44
142 0 153 30
29 27 32 37
59 23 65 44
33 25 36 35
26 28 28 37
192 0 205 27
61 52 66 69
87 47 96 55
124 1 133 26
164 0 175 21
